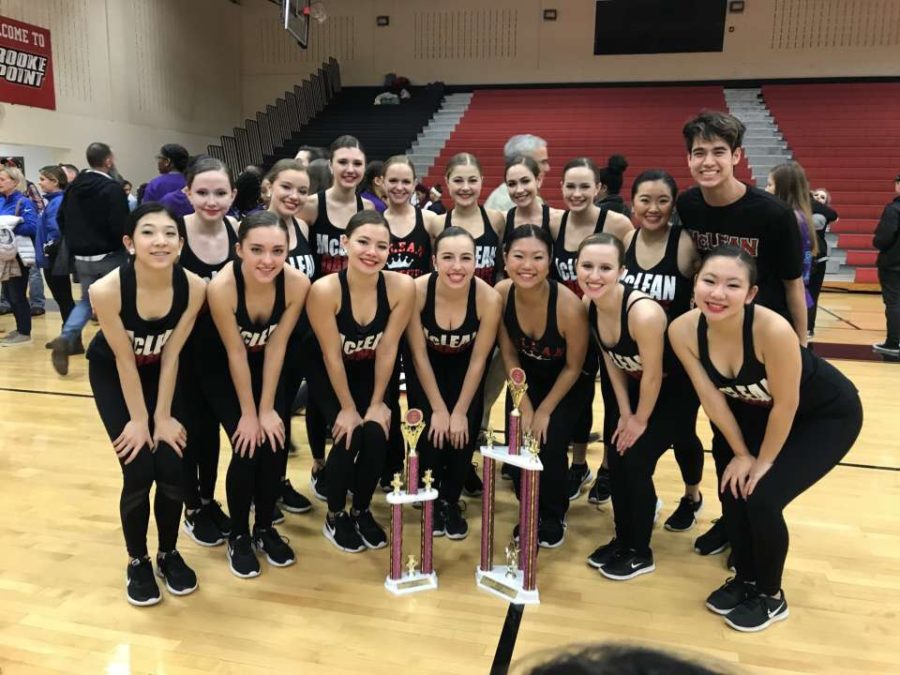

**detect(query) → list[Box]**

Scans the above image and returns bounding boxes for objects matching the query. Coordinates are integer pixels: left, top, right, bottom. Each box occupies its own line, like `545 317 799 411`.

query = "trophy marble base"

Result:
385 571 438 596
475 566 540 605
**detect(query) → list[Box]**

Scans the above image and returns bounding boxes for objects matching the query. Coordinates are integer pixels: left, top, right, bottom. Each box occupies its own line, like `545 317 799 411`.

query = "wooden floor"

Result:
1 291 898 674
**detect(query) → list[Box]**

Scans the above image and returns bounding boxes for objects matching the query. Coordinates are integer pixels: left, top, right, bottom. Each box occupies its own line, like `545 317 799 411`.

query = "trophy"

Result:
476 369 542 605
385 409 438 595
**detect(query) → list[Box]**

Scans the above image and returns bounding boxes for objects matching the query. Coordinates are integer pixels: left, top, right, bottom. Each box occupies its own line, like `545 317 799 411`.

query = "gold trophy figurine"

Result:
406 554 418 577
400 408 426 454
528 434 541 461
423 469 434 492
486 426 495 450
391 472 403 496
505 541 520 579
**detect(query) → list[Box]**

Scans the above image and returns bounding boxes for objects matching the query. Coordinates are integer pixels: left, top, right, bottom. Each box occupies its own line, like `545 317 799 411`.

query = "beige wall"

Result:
0 0 242 184
242 0 899 88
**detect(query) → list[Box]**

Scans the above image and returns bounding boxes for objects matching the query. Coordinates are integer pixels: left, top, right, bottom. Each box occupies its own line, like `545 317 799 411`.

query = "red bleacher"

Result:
763 83 900 283
424 87 753 209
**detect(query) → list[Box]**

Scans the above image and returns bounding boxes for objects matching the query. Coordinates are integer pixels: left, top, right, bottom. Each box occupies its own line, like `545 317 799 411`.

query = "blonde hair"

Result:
770 161 818 257
0 165 26 192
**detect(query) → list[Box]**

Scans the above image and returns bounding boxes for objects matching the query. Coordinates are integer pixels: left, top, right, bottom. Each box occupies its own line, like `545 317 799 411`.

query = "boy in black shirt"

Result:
677 111 807 342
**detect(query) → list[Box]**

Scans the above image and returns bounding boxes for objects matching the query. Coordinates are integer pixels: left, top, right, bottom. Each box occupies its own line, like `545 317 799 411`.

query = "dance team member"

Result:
178 158 240 547
503 154 561 245
496 225 591 547
621 170 704 532
404 226 501 538
87 203 206 605
207 212 310 578
306 211 415 553
669 246 861 631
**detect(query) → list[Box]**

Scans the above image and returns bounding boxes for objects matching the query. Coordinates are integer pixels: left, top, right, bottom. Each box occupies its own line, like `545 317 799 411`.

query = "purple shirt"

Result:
142 172 186 204
158 189 194 218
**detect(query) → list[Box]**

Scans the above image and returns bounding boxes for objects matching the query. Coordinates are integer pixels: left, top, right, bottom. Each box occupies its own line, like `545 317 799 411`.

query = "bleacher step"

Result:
724 88 793 186
406 93 474 178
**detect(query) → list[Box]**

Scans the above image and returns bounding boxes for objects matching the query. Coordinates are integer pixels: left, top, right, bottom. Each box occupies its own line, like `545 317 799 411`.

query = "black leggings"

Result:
714 387 863 594
89 358 183 559
507 371 592 523
43 269 74 324
307 356 388 514
205 356 285 538
598 360 619 457
670 388 704 486
807 260 827 333
4 263 31 336
573 353 599 445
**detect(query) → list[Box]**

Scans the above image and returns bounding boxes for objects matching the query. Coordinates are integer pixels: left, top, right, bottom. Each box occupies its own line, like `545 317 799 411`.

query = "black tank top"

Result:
313 189 364 277
504 281 567 384
503 203 551 249
387 208 431 278
179 217 238 282
591 285 659 380
421 272 479 357
336 269 390 364
233 259 286 354
86 260 189 367
444 206 499 285
554 208 609 297
287 216 316 279
623 226 692 320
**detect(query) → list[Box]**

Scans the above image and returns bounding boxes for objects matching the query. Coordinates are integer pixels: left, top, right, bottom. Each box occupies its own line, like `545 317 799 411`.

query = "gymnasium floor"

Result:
0 291 897 674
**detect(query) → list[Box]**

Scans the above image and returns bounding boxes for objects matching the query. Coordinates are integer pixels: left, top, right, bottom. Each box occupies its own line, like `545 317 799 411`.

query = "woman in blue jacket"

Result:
36 166 74 330
0 165 38 346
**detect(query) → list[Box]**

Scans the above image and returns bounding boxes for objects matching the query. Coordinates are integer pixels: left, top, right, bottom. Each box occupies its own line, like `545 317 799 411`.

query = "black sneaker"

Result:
323 511 365 553
586 538 622 569
156 550 198 596
537 518 566 549
872 342 900 356
706 577 756 615
588 467 611 505
462 463 483 497
227 534 260 578
664 494 703 532
379 475 394 493
253 526 296 567
432 500 446 537
183 507 225 547
271 503 285 525
727 550 736 573
280 478 313 513
567 462 592 501
599 549 655 580
206 500 232 536
724 592 789 632
694 518 729 556
352 509 388 550
500 463 516 481
126 558 161 606
444 500 469 540
310 467 328 502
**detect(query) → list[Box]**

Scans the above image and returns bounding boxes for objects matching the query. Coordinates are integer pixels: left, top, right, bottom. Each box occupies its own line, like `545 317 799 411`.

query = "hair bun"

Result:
606 154 628 175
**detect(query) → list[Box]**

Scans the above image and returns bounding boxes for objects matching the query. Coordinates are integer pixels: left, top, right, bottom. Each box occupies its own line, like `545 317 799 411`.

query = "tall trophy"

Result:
385 408 439 595
476 369 542 605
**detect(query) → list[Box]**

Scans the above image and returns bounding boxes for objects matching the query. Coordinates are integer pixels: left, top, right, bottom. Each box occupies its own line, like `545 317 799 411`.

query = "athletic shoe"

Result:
279 478 313 513
323 511 365 553
432 500 446 537
271 504 285 525
501 463 517 481
586 537 622 569
30 306 45 316
444 500 469 540
50 336 70 374
665 494 703 532
706 577 756 615
694 518 729 555
872 342 900 356
227 534 260 578
653 497 664 524
252 526 296 567
183 507 225 547
727 550 736 573
379 475 394 493
352 508 388 550
206 500 231 536
588 467 611 505
0 332 31 347
599 549 655 580
537 518 566 549
462 463 483 497
567 462 592 501
155 550 198 595
126 558 161 606
724 592 789 632
310 467 328 502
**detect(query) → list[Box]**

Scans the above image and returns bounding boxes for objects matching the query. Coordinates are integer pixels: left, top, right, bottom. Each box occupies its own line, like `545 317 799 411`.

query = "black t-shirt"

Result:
676 185 802 320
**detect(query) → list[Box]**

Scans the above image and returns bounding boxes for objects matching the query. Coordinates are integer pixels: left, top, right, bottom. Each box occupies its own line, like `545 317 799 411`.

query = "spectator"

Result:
809 187 839 336
358 160 387 213
158 155 207 218
596 154 631 217
0 158 46 316
412 182 429 208
425 185 446 215
141 143 189 203
122 180 138 211
35 165 74 333
294 145 326 167
484 135 550 212
59 163 79 184
232 166 265 217
48 142 129 374
0 164 39 346
872 174 900 356
306 158 333 195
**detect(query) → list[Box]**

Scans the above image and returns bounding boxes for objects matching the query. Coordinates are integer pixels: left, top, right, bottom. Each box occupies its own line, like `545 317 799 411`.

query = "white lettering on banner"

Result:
0 46 47 88
0 22 31 44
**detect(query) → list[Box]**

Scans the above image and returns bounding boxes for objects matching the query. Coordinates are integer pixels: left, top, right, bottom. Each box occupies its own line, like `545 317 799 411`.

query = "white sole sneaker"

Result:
182 519 226 547
725 606 790 632
125 575 161 607
226 547 261 579
321 522 365 553
599 562 656 581
155 568 198 596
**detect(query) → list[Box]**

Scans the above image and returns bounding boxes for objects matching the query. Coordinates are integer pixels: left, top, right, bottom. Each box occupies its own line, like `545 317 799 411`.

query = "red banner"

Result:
0 16 55 111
